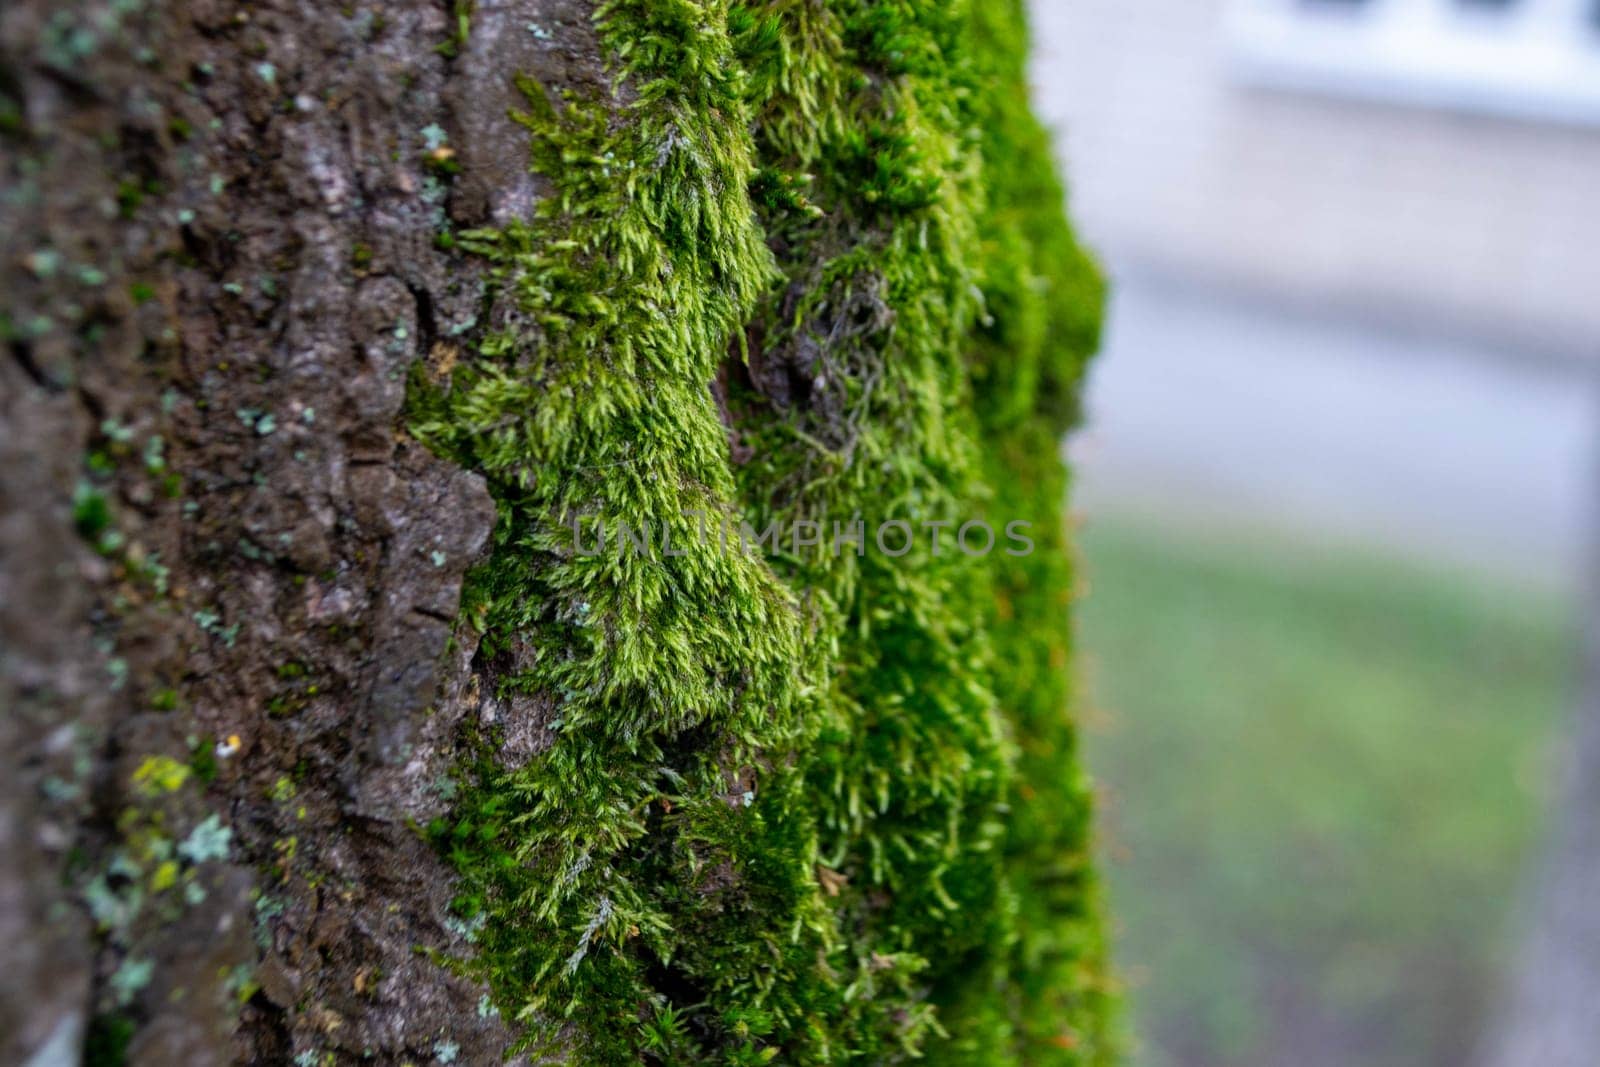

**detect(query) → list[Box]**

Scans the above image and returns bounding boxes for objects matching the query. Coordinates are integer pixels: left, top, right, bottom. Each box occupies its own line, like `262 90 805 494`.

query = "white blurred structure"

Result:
1031 0 1600 586
1228 0 1600 132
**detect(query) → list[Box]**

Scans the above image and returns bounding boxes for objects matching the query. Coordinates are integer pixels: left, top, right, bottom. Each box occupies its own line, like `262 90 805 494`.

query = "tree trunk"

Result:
1 2 1113 1064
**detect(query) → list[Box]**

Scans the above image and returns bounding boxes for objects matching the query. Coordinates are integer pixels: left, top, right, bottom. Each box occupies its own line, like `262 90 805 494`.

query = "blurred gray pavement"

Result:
1068 271 1599 591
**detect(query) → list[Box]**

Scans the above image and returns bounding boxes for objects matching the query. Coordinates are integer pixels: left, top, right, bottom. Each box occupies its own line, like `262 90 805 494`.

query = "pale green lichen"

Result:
108 956 154 1007
176 812 232 864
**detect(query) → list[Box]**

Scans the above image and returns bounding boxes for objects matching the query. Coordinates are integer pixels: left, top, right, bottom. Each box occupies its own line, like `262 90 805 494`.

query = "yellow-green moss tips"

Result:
408 0 1117 1062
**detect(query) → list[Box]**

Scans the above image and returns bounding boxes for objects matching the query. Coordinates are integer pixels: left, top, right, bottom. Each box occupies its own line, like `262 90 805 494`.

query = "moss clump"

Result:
409 0 1115 1062
83 1012 136 1067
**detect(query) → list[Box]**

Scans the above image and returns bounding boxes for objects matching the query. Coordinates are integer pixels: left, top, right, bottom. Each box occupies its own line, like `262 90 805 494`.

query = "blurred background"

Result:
1028 1 1600 1064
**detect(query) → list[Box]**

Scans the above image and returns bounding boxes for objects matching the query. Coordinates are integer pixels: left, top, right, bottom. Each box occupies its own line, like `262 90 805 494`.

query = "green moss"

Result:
83 1012 135 1067
73 480 112 540
434 0 473 58
936 4 1118 1061
410 1 1113 1062
189 735 218 784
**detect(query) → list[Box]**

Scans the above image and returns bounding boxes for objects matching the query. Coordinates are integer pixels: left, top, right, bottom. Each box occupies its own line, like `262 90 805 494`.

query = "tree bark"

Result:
2 1 554 1061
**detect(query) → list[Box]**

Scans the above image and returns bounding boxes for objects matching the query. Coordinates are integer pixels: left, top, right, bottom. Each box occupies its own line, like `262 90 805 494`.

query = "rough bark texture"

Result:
1 2 1112 1064
0 1 545 1061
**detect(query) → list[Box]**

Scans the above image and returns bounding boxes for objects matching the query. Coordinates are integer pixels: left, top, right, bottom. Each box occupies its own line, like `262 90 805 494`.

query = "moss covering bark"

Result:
2 0 1108 1059
409 0 1114 1062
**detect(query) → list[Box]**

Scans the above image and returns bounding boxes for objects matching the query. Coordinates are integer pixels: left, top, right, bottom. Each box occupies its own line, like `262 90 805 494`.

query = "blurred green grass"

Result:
1075 521 1578 1067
